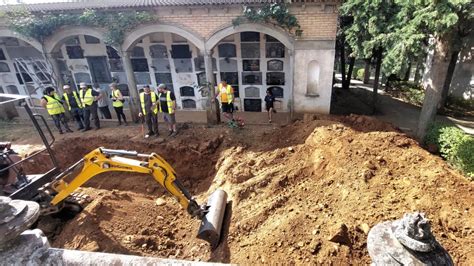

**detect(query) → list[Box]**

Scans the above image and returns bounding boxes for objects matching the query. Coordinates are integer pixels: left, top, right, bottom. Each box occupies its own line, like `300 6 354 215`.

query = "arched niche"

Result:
131 47 145 58
244 86 260 98
74 72 92 84
307 60 320 95
218 43 236 58
268 86 284 98
149 44 168 58
267 59 283 71
180 86 195 97
182 99 196 109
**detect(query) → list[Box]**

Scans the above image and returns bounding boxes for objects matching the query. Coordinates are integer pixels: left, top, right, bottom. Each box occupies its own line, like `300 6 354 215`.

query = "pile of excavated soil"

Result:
34 115 472 264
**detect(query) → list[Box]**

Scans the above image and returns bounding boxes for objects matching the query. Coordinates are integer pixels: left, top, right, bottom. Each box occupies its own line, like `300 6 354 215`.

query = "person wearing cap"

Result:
79 82 102 131
157 84 177 137
138 85 159 138
62 85 84 130
110 83 128 126
41 86 73 134
213 80 234 122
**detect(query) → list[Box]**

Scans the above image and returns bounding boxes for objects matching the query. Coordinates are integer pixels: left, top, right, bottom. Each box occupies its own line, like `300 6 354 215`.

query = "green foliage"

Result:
356 68 365 80
388 81 425 105
341 0 473 75
232 3 300 32
424 122 444 148
425 122 474 179
5 8 154 45
446 94 474 110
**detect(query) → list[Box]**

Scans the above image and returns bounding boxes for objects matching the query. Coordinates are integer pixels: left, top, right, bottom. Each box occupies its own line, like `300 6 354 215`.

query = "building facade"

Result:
0 0 340 118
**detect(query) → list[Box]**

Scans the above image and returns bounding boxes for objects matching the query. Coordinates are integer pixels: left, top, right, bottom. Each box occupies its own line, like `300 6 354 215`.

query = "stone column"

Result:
45 53 64 93
122 51 140 122
288 48 295 119
203 49 220 124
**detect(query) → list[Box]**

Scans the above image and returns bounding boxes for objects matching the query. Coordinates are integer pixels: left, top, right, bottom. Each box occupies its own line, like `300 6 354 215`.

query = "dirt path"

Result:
3 115 473 264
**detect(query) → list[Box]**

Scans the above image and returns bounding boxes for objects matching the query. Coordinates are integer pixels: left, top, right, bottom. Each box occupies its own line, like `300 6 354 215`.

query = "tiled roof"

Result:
3 0 285 12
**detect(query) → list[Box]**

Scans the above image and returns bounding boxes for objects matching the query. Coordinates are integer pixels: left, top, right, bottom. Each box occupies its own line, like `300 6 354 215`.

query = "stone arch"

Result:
44 26 108 54
0 29 43 52
205 23 294 51
122 23 205 52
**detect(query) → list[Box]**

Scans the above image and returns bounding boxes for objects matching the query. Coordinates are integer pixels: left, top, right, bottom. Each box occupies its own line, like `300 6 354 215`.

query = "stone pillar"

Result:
288 48 295 119
122 51 140 122
203 50 220 124
45 53 63 93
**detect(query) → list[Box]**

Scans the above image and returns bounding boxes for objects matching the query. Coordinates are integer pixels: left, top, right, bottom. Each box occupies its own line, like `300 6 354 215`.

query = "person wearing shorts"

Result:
214 80 234 121
157 84 177 137
264 88 279 123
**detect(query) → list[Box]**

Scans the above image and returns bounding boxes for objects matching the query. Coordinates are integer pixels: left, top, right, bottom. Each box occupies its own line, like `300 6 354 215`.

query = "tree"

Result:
341 0 472 138
340 0 401 113
405 1 473 140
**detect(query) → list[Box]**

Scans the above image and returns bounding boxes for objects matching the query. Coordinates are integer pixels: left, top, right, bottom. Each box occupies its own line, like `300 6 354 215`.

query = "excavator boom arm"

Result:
43 147 227 249
49 148 202 217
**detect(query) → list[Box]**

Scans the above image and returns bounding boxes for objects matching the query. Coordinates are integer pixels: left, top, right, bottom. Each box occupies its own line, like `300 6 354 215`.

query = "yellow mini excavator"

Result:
34 147 228 249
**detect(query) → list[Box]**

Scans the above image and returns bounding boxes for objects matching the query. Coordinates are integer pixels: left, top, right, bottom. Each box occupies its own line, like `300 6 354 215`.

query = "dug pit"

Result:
20 117 473 264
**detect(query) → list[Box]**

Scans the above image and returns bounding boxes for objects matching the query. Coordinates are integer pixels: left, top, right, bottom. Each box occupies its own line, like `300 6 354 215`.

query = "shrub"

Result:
446 95 474 108
404 87 425 105
356 68 365 80
425 122 474 179
424 122 444 148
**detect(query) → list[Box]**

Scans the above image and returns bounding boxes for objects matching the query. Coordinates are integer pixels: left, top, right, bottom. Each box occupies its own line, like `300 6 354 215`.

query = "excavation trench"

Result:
21 117 473 264
33 131 227 260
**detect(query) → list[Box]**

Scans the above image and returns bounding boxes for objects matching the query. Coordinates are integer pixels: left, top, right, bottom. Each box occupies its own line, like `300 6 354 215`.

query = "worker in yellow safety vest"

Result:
157 83 177 137
138 85 159 138
62 85 85 130
79 82 102 131
40 86 73 134
214 80 234 121
110 83 128 126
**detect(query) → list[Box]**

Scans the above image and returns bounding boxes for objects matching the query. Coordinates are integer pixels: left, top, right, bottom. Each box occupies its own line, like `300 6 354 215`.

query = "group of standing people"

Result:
41 79 278 137
138 83 177 138
41 82 127 134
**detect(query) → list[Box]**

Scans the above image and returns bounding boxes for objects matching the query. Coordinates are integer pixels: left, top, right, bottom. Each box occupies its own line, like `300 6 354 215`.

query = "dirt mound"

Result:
42 116 473 264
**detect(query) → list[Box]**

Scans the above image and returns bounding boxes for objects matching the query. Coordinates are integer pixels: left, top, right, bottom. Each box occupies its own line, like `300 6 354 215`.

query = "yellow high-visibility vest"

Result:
218 83 233 104
44 95 63 115
158 91 174 114
112 89 124 108
53 92 65 113
80 88 94 106
140 92 158 115
63 91 83 110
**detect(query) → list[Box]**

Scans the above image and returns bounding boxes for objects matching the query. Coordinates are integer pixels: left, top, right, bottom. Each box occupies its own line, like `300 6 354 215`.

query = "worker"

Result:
95 84 112 119
138 85 159 138
157 84 177 137
110 83 128 126
214 80 234 122
62 85 85 130
41 86 73 134
264 88 281 123
79 82 102 131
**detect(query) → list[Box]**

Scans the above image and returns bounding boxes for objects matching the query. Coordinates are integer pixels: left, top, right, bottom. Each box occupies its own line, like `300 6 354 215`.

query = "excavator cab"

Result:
0 94 60 199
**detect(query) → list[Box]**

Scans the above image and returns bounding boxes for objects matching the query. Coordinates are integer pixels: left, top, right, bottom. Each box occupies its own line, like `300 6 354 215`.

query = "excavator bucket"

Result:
197 189 228 249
